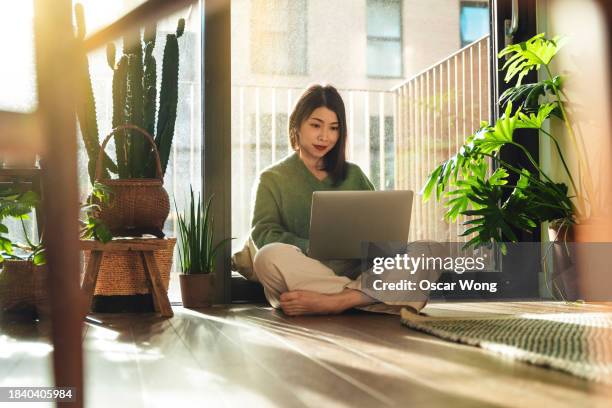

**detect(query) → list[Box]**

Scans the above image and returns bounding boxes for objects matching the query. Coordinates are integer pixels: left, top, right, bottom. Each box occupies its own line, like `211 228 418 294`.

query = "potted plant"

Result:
176 188 232 308
73 4 183 308
0 183 115 315
421 33 591 300
0 187 47 315
74 3 185 238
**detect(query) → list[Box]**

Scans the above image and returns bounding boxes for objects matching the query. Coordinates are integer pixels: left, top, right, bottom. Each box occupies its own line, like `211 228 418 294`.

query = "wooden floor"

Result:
1 302 612 407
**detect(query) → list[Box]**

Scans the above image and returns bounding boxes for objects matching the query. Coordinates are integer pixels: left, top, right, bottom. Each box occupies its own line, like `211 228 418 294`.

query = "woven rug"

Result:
401 305 612 384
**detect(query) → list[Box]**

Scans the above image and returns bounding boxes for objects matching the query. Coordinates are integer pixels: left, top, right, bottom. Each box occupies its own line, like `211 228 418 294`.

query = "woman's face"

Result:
296 106 340 161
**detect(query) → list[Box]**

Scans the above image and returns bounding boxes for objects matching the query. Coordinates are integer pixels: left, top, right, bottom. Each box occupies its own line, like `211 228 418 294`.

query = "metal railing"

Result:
394 35 491 242
231 36 491 246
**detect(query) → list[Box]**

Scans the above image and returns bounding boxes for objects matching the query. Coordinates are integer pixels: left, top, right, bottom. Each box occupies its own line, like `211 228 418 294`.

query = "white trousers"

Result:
253 242 437 314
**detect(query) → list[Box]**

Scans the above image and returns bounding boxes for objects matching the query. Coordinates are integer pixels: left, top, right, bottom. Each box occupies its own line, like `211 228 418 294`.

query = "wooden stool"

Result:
80 238 174 318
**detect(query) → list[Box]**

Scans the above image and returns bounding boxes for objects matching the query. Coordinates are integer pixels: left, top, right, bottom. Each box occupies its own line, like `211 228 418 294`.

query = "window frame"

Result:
210 0 541 303
491 0 541 299
366 0 404 79
203 0 232 304
459 0 490 48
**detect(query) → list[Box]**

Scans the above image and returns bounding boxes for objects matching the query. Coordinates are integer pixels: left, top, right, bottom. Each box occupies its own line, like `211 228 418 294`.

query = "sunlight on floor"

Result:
0 335 52 359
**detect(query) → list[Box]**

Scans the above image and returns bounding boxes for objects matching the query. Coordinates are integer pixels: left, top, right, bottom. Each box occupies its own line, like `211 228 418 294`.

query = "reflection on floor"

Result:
1 303 611 407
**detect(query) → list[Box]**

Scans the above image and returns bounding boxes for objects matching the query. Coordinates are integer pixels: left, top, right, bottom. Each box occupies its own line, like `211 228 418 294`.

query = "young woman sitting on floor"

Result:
251 84 430 316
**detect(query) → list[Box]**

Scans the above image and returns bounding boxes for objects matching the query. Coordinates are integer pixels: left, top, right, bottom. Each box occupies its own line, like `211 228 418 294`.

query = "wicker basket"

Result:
82 238 176 296
93 125 170 237
0 260 48 314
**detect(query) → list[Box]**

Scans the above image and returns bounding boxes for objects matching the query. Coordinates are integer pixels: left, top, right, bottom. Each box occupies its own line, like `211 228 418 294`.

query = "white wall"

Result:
537 0 612 222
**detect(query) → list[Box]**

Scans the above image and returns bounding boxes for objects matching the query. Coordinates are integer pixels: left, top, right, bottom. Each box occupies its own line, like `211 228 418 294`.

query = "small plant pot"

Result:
179 273 214 308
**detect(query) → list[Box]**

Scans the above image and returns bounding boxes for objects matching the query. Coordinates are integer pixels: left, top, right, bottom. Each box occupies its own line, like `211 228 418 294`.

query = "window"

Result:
250 0 308 75
232 0 493 253
460 1 489 47
366 0 402 78
0 1 36 113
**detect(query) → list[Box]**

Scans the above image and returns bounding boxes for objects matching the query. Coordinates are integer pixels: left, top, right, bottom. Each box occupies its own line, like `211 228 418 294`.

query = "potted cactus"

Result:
74 3 184 238
73 4 184 309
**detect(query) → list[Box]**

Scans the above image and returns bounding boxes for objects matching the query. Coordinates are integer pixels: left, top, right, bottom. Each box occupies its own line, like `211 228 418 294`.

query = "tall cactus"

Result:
143 24 157 141
123 30 146 178
149 19 184 177
109 52 129 178
107 18 184 180
76 4 184 183
74 3 117 184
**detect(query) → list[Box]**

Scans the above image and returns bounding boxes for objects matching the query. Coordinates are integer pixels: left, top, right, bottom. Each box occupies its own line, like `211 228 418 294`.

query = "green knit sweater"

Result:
251 152 375 255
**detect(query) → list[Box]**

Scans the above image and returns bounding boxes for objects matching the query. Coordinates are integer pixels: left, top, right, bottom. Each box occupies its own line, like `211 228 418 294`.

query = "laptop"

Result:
308 190 414 260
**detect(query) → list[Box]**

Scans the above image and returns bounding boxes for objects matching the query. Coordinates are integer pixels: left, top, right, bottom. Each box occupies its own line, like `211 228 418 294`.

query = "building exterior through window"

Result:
367 0 403 78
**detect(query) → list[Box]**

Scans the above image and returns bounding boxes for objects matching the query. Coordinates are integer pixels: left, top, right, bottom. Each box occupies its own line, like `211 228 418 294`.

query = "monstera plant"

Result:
422 33 590 254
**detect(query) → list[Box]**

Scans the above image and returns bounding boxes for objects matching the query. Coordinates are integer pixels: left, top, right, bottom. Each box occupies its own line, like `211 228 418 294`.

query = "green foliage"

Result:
74 3 117 184
106 43 116 70
80 215 113 243
80 183 113 243
143 24 157 153
0 183 115 266
106 18 185 179
459 170 573 254
0 187 43 265
498 33 567 85
125 45 146 177
150 31 180 177
76 4 184 182
499 75 562 117
111 55 129 178
422 33 576 250
175 188 233 275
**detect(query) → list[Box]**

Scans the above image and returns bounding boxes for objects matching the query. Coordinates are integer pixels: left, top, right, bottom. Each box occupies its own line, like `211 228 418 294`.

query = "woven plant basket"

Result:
93 125 170 238
0 260 48 315
83 238 176 296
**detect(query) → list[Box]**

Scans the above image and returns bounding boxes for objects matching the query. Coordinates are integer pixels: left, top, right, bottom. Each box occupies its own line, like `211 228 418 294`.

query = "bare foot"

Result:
279 289 374 316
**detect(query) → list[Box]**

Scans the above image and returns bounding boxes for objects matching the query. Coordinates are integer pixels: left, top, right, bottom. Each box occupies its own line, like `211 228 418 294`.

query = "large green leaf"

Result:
498 33 567 85
499 76 562 117
516 103 557 129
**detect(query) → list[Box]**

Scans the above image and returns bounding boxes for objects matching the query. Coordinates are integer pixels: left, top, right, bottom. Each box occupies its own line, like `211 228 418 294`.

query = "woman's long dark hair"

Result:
289 84 348 184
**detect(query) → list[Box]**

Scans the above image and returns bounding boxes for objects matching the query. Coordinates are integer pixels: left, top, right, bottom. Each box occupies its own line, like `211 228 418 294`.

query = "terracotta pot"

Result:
179 273 214 308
